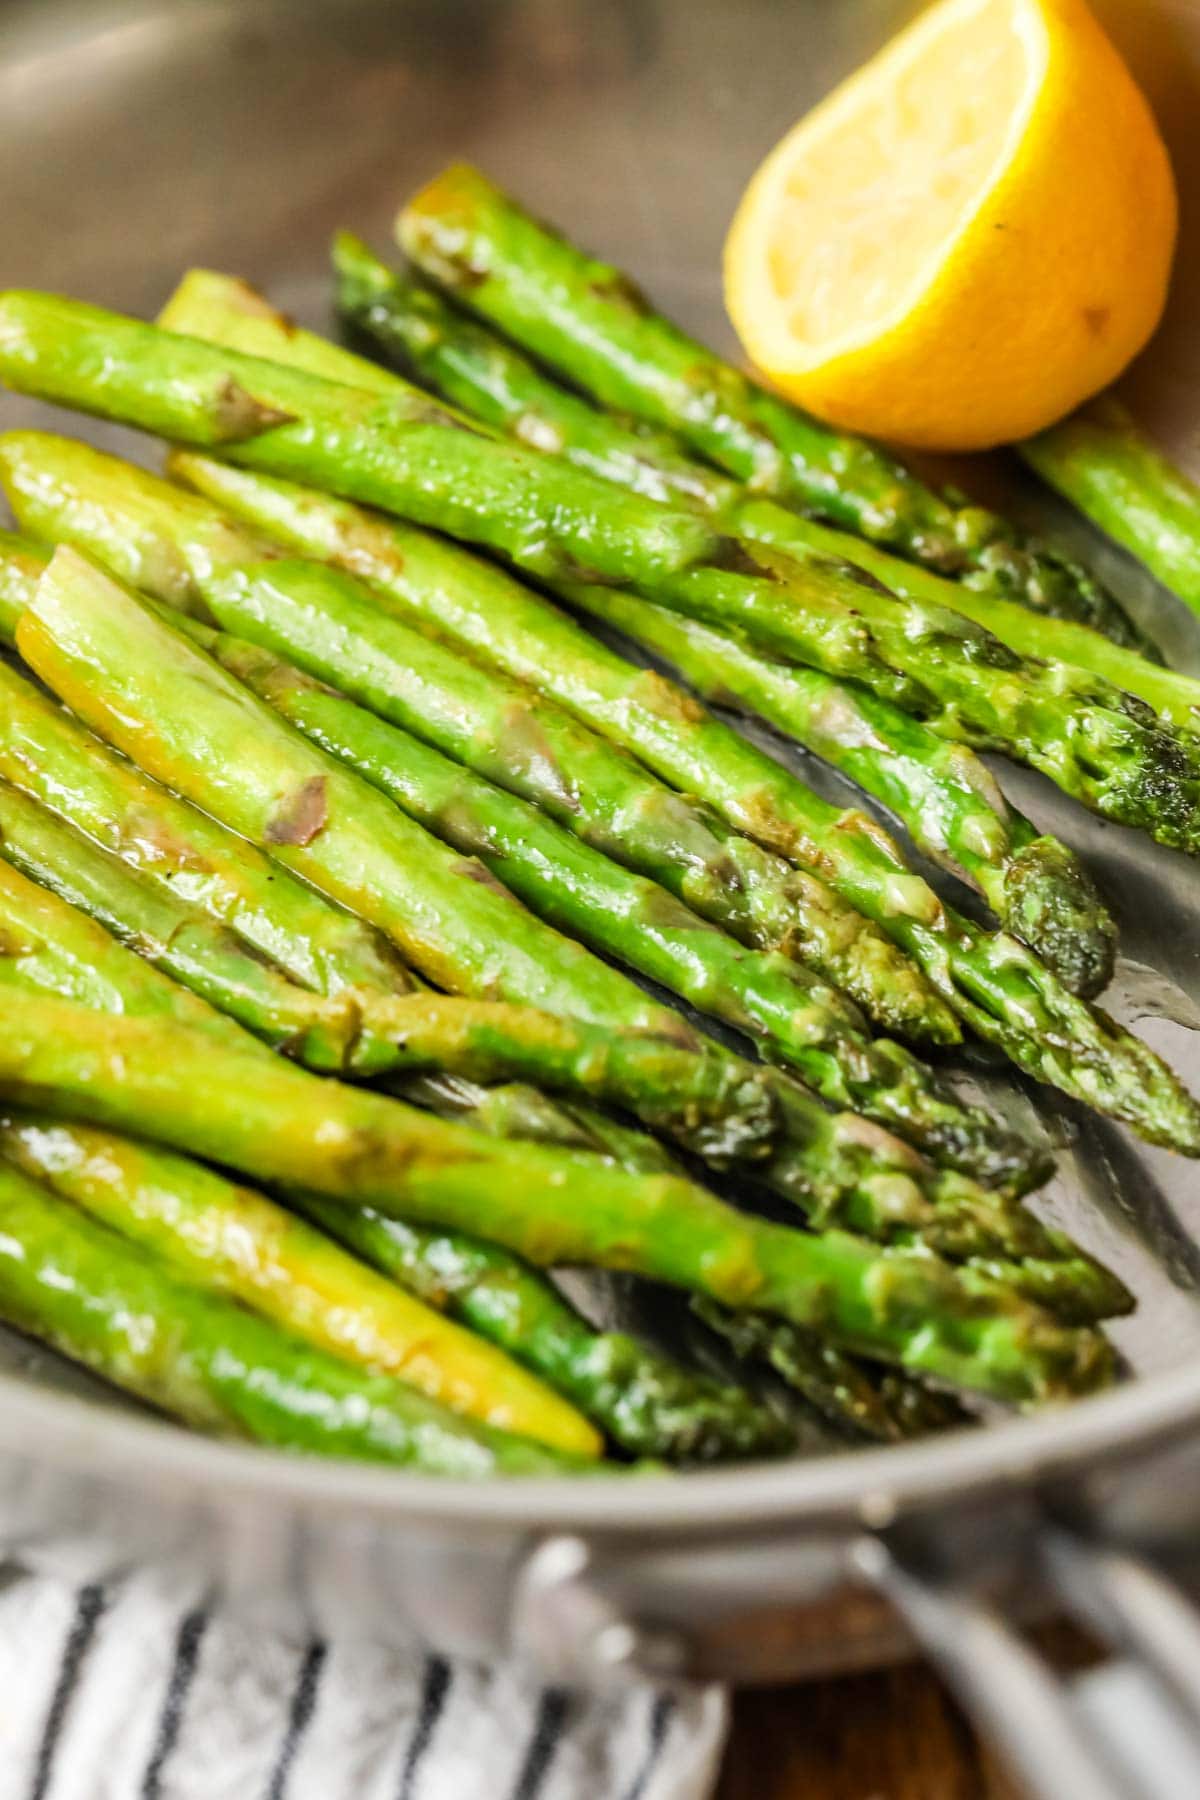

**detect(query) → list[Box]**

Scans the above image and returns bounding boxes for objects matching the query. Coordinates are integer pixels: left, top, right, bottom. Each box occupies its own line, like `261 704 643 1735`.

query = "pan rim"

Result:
2 1355 1198 1537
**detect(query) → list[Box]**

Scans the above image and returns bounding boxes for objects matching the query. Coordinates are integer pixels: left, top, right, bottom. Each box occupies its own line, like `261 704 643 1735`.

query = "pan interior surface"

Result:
0 0 1198 1539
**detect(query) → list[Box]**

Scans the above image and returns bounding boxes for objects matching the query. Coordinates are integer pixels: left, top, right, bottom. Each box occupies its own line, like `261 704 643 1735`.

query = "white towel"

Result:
0 1565 728 1800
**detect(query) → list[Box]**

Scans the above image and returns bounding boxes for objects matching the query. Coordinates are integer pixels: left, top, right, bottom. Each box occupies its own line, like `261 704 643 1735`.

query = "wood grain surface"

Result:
719 1628 1098 1800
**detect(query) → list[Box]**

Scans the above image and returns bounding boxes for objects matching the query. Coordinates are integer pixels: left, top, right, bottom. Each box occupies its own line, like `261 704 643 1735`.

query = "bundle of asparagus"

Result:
31 293 1182 1165
395 165 1160 660
329 239 1128 992
0 177 1194 1475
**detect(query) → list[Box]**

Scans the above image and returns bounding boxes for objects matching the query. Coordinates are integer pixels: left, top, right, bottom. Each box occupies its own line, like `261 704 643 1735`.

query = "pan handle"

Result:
511 1441 1200 1797
856 1520 1200 1800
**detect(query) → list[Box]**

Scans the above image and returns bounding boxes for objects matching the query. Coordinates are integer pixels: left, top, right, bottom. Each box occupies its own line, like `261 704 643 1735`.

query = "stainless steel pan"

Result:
3 3 1200 1791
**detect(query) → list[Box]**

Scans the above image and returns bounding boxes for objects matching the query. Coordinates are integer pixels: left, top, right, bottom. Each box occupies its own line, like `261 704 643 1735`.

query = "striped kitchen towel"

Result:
0 1565 728 1800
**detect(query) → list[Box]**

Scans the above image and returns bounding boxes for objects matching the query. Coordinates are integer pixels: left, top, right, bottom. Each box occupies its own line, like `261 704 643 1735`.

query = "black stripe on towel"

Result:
140 1607 209 1798
264 1639 327 1800
621 1693 677 1800
395 1655 452 1800
509 1688 571 1800
28 1583 108 1800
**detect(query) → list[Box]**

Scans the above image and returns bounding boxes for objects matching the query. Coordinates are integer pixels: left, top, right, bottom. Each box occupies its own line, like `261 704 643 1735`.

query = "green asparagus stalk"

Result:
329 241 1116 996
0 988 1115 1403
0 775 366 1067
0 772 1037 1433
27 547 1106 1285
1 446 949 1050
0 856 910 1466
0 555 780 1164
155 464 1200 1161
0 433 950 1043
1022 398 1200 623
0 1110 603 1453
0 676 916 1455
0 840 261 1049
395 165 1157 657
0 1009 863 1453
0 1153 583 1474
302 1193 951 1448
182 268 1200 740
0 291 1186 847
1 442 1049 1188
21 553 1139 1323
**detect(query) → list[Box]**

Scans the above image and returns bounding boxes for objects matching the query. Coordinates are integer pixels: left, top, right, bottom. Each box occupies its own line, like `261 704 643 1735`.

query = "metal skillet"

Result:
2 1 1200 1790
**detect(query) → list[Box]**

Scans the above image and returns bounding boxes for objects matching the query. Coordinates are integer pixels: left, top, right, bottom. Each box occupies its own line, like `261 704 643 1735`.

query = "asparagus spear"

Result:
395 165 1157 657
329 242 1116 996
0 435 950 1045
2 445 1048 1187
0 848 912 1465
1023 398 1200 623
0 292 1186 847
0 1153 582 1474
0 602 915 1453
1 450 948 1050
0 1109 605 1453
178 275 1200 741
22 553 1139 1321
0 988 1114 1402
27 548 1101 1279
0 557 781 1164
354 1098 970 1444
153 467 1200 1161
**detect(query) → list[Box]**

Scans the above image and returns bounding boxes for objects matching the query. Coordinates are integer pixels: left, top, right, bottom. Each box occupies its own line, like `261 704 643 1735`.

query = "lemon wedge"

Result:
724 0 1177 451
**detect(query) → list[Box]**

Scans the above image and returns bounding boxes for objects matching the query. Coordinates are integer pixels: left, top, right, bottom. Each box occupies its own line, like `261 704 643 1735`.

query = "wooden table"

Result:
718 1627 1096 1800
